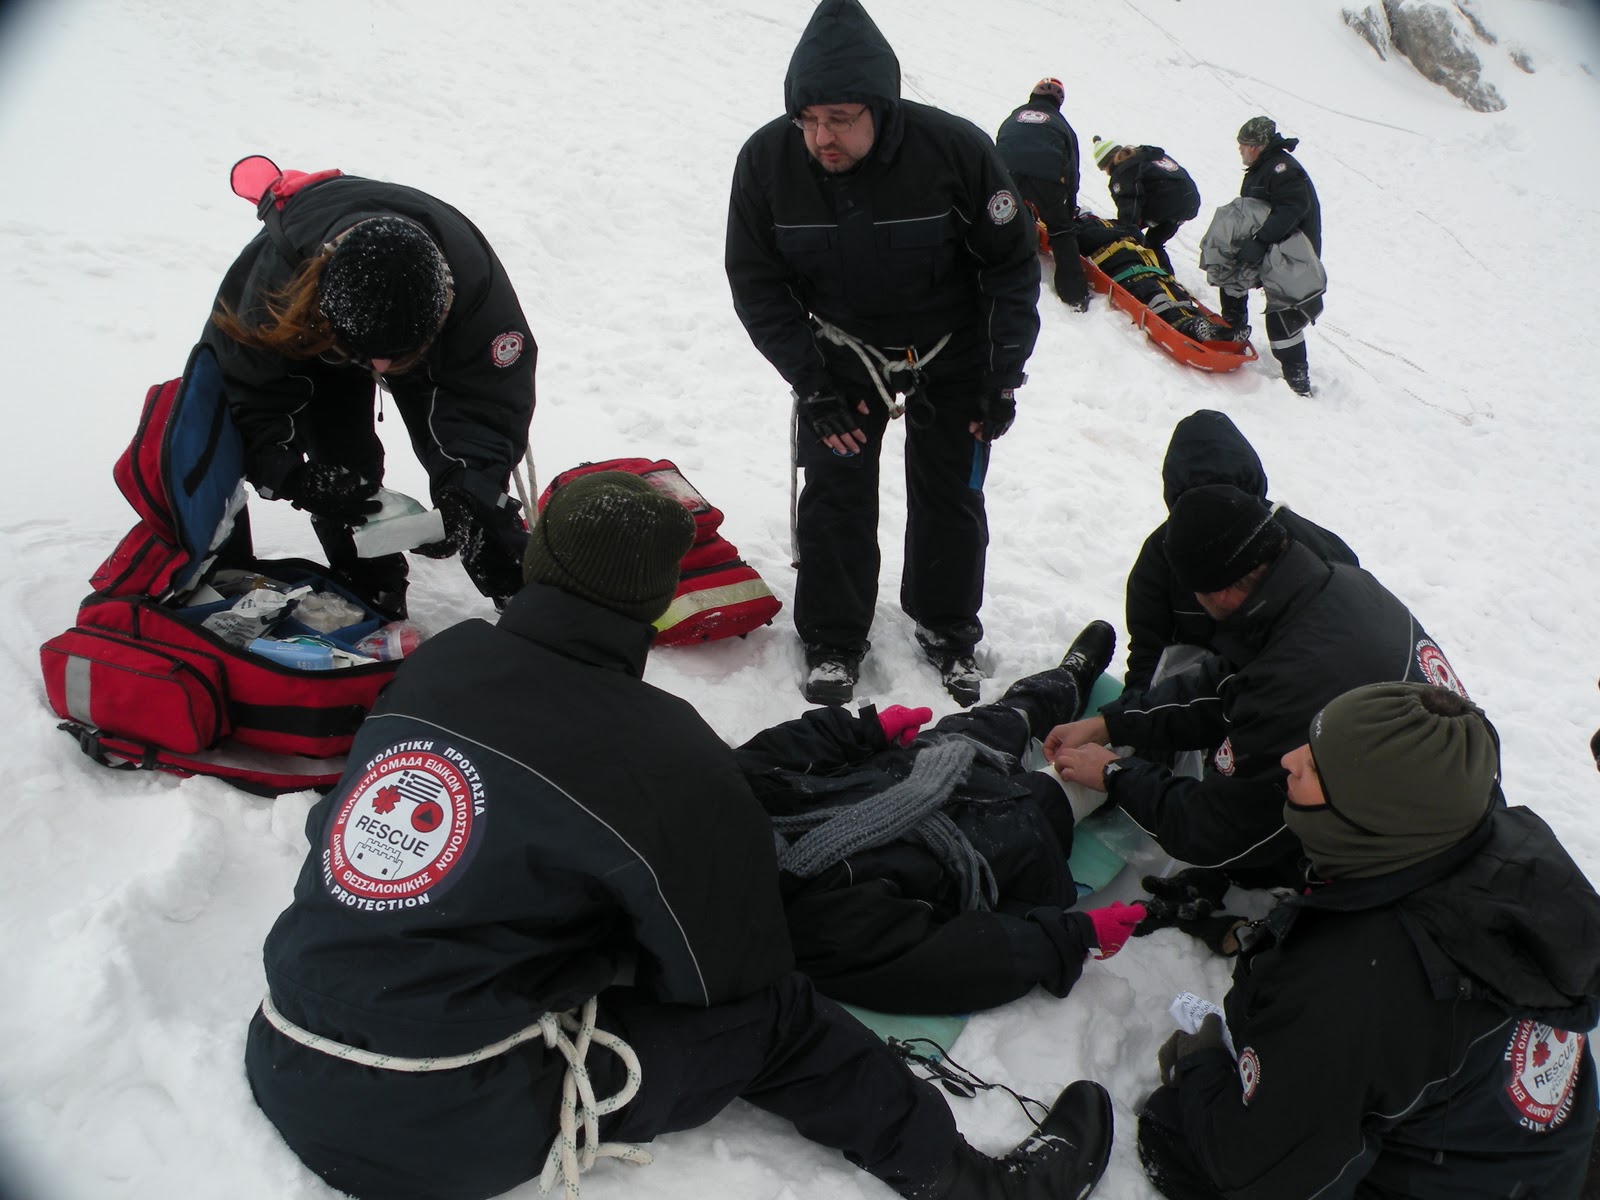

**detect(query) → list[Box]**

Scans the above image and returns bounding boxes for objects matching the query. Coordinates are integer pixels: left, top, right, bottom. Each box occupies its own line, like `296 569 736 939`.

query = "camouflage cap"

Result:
1236 116 1276 146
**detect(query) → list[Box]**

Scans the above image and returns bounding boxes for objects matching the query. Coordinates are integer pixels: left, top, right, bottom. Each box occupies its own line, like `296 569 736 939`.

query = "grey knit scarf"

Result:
771 736 1000 912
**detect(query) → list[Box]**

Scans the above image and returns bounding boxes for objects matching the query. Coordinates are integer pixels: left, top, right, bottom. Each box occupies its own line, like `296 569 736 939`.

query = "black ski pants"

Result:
1014 174 1088 306
794 380 990 653
247 972 959 1200
1136 1084 1226 1199
295 366 411 617
1141 220 1184 277
598 972 958 1194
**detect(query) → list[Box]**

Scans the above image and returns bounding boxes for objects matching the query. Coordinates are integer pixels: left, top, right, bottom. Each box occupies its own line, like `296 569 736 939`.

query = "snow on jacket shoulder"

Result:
1200 197 1326 312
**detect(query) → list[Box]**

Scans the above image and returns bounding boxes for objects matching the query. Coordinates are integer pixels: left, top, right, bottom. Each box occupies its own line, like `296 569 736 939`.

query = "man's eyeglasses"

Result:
791 108 868 135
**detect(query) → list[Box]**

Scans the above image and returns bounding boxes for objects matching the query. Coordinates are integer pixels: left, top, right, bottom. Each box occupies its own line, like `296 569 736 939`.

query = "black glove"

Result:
1133 869 1246 956
977 388 1016 441
280 463 383 525
1236 237 1268 266
418 488 525 604
1158 1013 1226 1086
796 389 860 442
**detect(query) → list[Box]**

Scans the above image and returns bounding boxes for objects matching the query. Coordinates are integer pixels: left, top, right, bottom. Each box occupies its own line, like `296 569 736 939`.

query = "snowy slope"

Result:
1 0 1598 1196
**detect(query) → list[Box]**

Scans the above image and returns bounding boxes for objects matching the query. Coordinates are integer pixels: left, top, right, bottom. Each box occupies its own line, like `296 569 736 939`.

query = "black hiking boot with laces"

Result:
999 620 1117 733
903 1079 1114 1200
915 627 984 708
802 642 867 706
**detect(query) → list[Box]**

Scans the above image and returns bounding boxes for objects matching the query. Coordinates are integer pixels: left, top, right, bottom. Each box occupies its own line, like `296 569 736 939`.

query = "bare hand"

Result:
1054 743 1119 791
1042 715 1108 759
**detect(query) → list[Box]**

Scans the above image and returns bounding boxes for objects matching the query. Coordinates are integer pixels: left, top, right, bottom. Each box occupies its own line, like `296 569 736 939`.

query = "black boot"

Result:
802 641 868 706
1283 361 1312 396
916 627 984 708
908 1080 1114 1200
1000 621 1117 731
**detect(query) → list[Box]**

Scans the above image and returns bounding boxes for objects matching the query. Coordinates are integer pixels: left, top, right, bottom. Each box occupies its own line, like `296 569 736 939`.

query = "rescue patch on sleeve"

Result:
1503 1022 1584 1132
321 742 487 909
1238 1047 1261 1103
987 191 1019 225
491 331 525 368
1214 736 1236 776
1415 638 1468 698
1274 162 1287 173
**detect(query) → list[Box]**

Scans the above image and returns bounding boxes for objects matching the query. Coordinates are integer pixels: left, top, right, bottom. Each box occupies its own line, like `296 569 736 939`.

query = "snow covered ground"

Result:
2 0 1598 1196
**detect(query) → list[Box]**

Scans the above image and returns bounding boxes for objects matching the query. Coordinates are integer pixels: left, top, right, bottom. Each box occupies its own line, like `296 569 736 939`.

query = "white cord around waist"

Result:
811 318 952 416
259 994 650 1198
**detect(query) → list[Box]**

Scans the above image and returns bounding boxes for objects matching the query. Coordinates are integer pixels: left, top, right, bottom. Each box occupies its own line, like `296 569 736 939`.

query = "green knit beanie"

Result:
523 471 695 623
1287 682 1499 880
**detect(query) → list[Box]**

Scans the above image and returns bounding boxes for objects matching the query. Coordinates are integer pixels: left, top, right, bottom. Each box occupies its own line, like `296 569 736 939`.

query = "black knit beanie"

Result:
522 472 695 623
1288 682 1499 880
319 216 452 360
1164 484 1285 593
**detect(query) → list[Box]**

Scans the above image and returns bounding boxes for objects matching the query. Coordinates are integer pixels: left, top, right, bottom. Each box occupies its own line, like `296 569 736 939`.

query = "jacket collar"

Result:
496 583 654 677
1213 540 1329 660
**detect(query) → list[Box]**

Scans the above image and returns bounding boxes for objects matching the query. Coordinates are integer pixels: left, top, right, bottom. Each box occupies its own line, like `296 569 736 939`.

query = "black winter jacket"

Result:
203 175 537 513
735 704 1094 1014
995 98 1080 199
1240 135 1322 256
1099 542 1464 887
726 0 1039 399
1170 807 1600 1199
1123 410 1358 693
246 584 794 1199
1107 146 1201 229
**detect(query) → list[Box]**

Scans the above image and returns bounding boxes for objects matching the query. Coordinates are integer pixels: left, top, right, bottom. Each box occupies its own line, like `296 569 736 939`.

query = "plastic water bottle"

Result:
352 621 425 662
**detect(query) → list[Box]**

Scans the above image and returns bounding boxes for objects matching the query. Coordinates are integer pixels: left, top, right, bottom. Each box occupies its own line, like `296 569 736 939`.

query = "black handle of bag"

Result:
58 721 155 772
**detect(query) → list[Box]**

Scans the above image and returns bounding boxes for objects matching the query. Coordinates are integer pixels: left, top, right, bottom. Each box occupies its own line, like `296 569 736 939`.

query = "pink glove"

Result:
1086 901 1147 960
878 704 933 746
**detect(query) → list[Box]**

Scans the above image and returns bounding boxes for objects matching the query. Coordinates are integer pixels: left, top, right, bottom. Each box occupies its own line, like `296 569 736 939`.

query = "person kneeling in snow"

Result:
1072 214 1221 343
245 470 1115 1200
737 619 1147 1016
1136 682 1600 1199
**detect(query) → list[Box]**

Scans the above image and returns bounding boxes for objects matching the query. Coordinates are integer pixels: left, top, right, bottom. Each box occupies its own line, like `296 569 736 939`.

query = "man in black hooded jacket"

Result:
1049 484 1465 889
1121 409 1357 699
1137 683 1600 1200
245 470 1114 1200
726 0 1041 710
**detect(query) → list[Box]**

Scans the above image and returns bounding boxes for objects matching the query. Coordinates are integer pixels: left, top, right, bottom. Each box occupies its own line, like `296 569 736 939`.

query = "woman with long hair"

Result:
203 161 538 613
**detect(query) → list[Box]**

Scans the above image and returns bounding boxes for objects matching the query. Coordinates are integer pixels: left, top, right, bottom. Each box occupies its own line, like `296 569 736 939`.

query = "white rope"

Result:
511 444 539 519
810 318 952 416
259 994 650 1199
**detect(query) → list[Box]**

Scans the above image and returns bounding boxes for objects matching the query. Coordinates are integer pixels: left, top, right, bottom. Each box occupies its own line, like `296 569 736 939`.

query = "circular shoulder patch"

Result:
1273 162 1288 173
1504 1022 1584 1132
491 331 525 368
1416 638 1469 698
1238 1047 1262 1103
1017 110 1050 124
987 191 1019 225
322 747 483 910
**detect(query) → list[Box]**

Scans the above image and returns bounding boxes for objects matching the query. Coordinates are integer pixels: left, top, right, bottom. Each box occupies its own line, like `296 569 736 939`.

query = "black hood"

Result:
1161 409 1268 510
1246 133 1300 167
784 0 902 155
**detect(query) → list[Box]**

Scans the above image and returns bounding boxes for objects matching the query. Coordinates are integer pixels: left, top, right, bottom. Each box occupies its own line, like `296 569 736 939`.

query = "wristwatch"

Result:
1102 758 1129 792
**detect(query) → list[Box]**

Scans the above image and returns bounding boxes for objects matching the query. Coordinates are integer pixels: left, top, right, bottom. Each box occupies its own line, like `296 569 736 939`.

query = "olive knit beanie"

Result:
1288 682 1499 880
522 471 695 623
